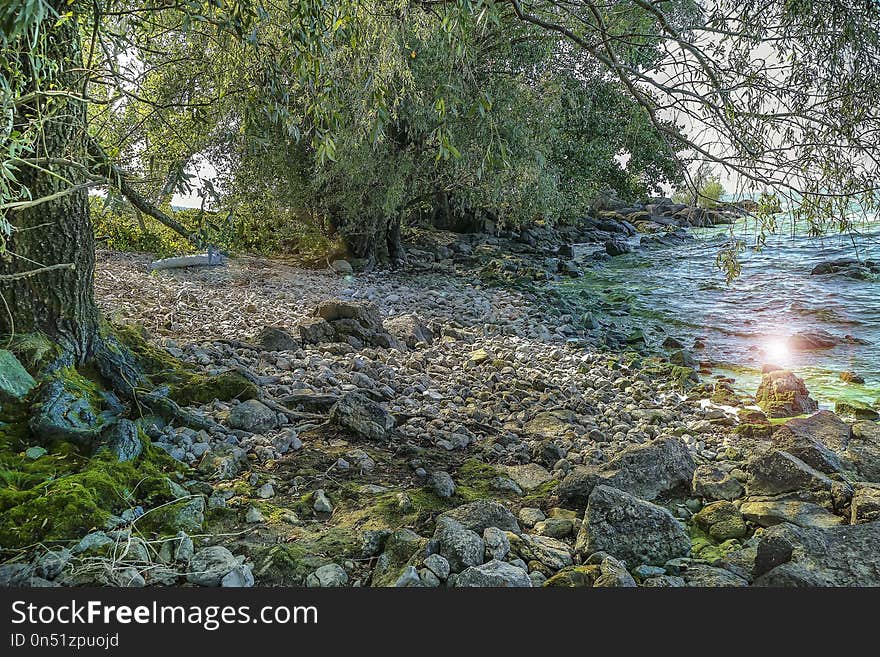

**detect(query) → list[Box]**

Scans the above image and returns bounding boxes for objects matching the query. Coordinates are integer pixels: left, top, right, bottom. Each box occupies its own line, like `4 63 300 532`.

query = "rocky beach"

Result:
2 200 879 588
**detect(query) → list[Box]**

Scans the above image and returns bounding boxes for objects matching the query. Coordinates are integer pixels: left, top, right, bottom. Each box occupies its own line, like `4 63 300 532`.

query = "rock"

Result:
518 507 546 528
756 370 818 418
72 531 114 555
483 527 510 561
227 399 278 434
313 489 333 514
641 575 686 587
543 565 601 587
0 564 37 587
187 546 239 587
306 563 348 587
811 258 880 278
439 499 521 534
517 534 574 571
845 421 880 481
315 299 383 332
605 238 632 256
371 529 427 587
575 485 691 566
173 531 194 562
29 378 103 445
257 482 275 499
746 450 835 497
245 506 265 523
0 350 36 402
394 566 423 587
427 471 456 498
298 317 335 345
692 464 744 501
835 400 879 421
454 559 532 587
221 565 255 587
789 329 839 350
840 371 865 384
433 517 485 572
100 419 143 462
850 486 880 524
35 548 71 580
740 500 844 529
669 350 698 368
533 517 575 539
424 554 451 580
559 436 694 506
682 564 748 587
753 521 880 586
593 554 638 588
329 392 395 441
771 410 850 473
503 463 554 491
330 259 353 274
256 326 299 351
694 501 747 540
383 314 434 348
523 409 578 437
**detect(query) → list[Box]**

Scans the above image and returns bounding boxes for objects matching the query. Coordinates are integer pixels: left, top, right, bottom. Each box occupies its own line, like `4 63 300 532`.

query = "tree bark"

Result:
0 8 100 363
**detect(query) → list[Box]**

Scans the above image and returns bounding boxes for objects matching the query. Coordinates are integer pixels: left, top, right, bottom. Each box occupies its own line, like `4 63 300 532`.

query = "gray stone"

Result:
0 350 36 402
383 314 434 348
35 548 71 580
423 554 451 580
228 400 278 434
746 450 835 497
641 575 686 587
173 531 194 562
576 485 691 566
371 529 427 587
257 483 275 499
256 326 299 351
428 471 456 498
306 563 348 587
559 436 694 506
329 392 395 441
29 378 103 445
186 546 239 587
692 463 744 501
298 317 335 345
851 485 880 524
221 564 255 587
518 507 546 528
519 534 574 570
483 527 510 561
72 531 114 555
740 499 844 529
330 259 353 274
439 499 520 534
245 506 265 523
313 489 333 514
0 563 35 587
455 559 533 587
504 463 554 491
434 517 485 572
756 370 818 418
682 564 748 587
753 521 880 586
594 554 637 588
394 565 423 587
315 300 383 331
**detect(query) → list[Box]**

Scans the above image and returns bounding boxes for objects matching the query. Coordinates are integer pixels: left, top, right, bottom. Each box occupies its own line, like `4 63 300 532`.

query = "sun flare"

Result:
764 338 791 364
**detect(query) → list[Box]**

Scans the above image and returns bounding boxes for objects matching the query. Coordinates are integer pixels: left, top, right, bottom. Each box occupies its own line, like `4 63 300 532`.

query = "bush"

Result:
89 196 194 257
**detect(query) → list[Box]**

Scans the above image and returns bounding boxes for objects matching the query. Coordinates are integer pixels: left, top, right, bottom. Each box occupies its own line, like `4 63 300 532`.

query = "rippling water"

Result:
566 217 880 408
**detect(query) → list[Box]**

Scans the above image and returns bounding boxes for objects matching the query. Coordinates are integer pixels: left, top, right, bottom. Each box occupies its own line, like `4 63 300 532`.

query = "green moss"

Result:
544 565 601 587
734 423 774 439
0 436 183 548
170 371 258 405
689 524 741 563
521 478 559 505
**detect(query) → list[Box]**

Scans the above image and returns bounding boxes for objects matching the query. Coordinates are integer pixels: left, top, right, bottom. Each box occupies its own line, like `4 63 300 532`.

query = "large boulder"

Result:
771 411 850 473
575 485 691 566
314 300 383 332
298 317 335 345
559 436 694 506
256 326 299 351
740 500 844 529
605 238 633 256
753 521 880 586
692 464 744 501
433 517 485 573
845 421 880 482
745 450 836 497
755 370 818 418
454 560 532 587
329 392 395 441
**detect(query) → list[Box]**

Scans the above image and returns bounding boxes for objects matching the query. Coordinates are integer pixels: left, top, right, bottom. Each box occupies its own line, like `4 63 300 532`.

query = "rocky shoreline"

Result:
2 206 879 588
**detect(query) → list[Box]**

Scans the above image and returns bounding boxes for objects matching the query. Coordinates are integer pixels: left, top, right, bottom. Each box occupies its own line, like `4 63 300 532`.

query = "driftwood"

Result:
151 250 226 271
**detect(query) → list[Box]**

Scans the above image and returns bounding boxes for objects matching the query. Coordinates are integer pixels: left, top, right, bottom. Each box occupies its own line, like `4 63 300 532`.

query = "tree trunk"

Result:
0 9 99 363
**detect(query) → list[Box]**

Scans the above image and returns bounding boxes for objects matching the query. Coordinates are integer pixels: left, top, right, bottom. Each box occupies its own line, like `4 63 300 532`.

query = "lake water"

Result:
562 217 880 409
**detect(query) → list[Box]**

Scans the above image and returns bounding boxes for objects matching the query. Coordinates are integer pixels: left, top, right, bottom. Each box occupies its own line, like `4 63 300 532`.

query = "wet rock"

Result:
845 421 880 481
227 399 278 434
306 563 348 587
575 485 691 566
694 501 747 540
0 350 36 402
692 464 744 501
454 559 532 587
256 326 299 351
605 239 632 256
439 499 520 534
811 258 880 279
840 370 865 384
329 392 395 441
789 329 839 350
756 370 818 418
187 546 239 587
740 499 844 529
559 436 694 506
753 521 880 586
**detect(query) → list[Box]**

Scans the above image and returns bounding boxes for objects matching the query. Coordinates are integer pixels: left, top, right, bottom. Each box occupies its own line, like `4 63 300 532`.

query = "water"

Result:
562 217 880 409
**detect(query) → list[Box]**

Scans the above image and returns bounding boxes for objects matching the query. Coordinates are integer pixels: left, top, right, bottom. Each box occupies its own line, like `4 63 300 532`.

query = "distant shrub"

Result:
697 179 726 209
90 196 194 257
